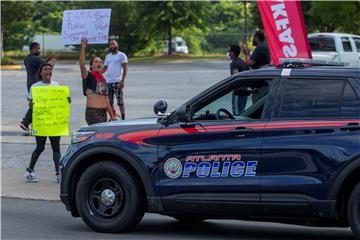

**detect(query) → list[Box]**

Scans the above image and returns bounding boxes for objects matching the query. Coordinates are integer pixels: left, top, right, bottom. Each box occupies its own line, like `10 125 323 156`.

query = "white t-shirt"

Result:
27 81 60 101
104 52 128 83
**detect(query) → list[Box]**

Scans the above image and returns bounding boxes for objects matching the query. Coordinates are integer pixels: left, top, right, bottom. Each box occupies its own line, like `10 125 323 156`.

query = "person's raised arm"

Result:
79 37 88 80
45 54 59 67
102 55 108 73
241 44 256 66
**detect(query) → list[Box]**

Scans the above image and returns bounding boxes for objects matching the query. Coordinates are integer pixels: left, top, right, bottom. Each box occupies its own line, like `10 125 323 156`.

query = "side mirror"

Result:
175 104 190 122
153 100 168 116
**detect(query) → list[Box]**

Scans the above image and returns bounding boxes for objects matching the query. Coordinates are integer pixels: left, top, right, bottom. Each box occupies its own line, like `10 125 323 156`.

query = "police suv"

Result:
60 59 360 239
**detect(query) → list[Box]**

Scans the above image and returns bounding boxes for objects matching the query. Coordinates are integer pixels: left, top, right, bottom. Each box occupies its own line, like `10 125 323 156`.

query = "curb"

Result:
0 65 22 70
1 195 61 202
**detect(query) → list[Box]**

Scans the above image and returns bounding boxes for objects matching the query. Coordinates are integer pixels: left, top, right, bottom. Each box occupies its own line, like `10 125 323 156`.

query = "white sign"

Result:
61 9 112 45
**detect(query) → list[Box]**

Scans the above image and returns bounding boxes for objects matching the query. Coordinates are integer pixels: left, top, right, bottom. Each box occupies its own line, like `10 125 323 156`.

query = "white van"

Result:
308 33 360 68
164 36 189 54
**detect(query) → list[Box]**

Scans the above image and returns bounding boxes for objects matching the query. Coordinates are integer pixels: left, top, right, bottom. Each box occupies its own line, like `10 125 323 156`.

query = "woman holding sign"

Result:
25 63 71 183
79 37 115 125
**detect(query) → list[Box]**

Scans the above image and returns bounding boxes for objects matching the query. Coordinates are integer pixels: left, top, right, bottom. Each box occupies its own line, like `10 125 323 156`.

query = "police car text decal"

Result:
164 154 258 179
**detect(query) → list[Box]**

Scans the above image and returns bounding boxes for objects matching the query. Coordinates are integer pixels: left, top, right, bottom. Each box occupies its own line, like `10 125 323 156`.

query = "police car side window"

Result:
278 79 344 119
340 82 360 117
192 80 270 121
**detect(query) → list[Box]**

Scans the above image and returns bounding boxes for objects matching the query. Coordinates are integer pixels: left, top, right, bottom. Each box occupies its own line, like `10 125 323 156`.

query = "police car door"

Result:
261 75 360 218
158 77 278 215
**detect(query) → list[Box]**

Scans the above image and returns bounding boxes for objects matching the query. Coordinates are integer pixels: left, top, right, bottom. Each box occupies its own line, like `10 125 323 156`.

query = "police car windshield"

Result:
193 80 270 121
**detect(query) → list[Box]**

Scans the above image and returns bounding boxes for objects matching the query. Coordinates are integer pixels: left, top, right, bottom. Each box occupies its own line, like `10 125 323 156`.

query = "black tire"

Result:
75 161 145 233
348 181 360 240
172 214 205 223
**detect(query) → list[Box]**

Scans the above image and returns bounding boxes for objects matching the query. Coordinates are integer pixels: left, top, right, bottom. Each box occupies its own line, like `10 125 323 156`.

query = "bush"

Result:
4 50 28 59
1 57 16 65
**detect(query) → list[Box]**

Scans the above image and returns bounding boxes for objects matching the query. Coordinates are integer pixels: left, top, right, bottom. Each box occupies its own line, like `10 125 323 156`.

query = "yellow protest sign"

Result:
32 86 70 136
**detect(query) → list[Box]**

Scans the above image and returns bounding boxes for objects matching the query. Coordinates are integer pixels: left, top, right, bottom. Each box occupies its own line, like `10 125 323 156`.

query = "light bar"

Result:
279 58 349 66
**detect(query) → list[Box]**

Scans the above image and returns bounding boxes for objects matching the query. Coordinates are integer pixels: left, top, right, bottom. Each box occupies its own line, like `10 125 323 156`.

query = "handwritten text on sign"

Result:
61 9 112 45
32 86 70 137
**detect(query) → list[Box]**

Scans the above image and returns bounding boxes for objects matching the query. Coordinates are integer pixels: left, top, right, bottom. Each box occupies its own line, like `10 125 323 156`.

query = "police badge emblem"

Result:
164 158 182 178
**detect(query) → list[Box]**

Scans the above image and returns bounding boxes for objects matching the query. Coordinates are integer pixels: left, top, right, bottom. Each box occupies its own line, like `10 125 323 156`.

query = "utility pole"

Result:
243 0 248 44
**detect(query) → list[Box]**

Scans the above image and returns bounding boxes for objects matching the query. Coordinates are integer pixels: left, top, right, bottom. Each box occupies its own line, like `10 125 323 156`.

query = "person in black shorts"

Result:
228 45 247 75
242 30 271 69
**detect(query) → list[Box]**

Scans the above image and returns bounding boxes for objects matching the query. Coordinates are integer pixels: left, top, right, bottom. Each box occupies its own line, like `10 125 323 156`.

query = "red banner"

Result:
257 0 312 65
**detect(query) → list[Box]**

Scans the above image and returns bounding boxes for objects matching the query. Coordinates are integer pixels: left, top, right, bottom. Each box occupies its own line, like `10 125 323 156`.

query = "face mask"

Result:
227 52 233 61
252 39 257 46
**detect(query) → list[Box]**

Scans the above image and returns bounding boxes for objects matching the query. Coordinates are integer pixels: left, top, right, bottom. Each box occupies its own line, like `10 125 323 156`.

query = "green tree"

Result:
1 1 33 55
141 1 209 55
306 1 360 34
108 1 153 56
31 1 81 34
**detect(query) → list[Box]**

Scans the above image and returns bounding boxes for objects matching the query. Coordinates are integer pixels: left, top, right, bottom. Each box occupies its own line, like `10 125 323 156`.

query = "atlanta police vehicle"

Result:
60 59 360 239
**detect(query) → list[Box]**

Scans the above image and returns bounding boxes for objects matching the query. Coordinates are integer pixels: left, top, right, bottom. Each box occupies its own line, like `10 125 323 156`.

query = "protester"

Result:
20 42 57 131
24 63 70 183
103 39 128 120
241 30 271 69
228 45 248 75
80 37 116 125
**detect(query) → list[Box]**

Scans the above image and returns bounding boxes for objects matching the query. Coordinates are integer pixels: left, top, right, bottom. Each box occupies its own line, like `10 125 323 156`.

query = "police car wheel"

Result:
172 215 205 223
75 161 145 233
348 181 360 240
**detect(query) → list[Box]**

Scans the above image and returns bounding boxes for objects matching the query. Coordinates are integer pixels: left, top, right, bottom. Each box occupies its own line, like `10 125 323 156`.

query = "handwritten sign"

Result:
61 9 112 45
32 86 70 137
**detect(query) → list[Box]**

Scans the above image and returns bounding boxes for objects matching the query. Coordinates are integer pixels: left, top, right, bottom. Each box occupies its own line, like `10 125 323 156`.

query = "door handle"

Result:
230 127 253 135
340 123 360 132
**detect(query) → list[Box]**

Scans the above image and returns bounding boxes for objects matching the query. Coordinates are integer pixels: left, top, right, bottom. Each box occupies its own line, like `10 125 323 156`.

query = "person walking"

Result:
241 30 271 69
80 37 115 125
228 44 247 75
20 42 57 131
24 63 70 183
103 39 128 120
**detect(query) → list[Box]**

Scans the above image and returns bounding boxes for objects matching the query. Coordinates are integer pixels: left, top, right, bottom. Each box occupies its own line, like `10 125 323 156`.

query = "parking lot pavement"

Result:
1 59 229 200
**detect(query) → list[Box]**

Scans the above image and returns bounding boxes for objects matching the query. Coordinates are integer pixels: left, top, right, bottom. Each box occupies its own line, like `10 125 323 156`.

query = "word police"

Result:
164 154 258 179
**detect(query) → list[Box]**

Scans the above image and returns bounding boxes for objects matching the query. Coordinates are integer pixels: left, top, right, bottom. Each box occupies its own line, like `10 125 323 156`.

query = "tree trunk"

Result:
243 1 248 43
167 22 172 55
1 26 4 58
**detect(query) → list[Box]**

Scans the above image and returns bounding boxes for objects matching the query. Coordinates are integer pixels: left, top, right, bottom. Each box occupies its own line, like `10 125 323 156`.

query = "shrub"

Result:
1 57 16 65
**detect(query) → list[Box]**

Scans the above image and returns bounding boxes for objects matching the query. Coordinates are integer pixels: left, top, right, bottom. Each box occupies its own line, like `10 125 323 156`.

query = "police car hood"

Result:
93 118 159 127
77 117 161 135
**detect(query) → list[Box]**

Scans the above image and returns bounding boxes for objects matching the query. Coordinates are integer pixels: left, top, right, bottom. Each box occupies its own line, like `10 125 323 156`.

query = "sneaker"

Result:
24 168 38 182
54 173 60 183
20 123 30 132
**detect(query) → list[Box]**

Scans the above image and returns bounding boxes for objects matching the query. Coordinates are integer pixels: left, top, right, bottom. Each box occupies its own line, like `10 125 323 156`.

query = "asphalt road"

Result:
2 198 354 240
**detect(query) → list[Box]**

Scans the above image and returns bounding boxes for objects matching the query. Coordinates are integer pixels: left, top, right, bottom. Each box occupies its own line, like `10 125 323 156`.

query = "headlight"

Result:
71 131 96 144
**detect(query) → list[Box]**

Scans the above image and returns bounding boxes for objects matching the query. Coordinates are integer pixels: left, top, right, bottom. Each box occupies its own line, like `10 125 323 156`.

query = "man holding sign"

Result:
24 63 71 183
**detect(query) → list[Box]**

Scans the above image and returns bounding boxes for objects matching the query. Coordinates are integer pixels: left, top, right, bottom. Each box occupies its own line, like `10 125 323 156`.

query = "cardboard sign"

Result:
61 9 112 45
32 86 70 137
